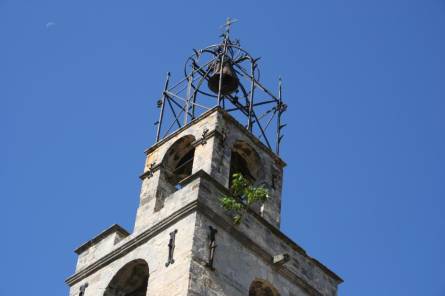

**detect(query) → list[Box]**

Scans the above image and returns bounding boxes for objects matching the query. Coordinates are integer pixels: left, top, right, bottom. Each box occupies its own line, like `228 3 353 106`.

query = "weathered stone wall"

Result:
76 230 127 272
190 174 340 296
135 108 285 233
211 110 284 227
68 173 340 296
188 212 309 296
68 213 197 296
134 175 201 233
67 108 341 296
134 110 220 233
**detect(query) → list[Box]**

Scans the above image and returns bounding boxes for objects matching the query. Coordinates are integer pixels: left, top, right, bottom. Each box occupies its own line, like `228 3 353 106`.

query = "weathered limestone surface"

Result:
135 108 284 232
66 108 342 296
75 225 129 272
189 212 308 296
68 213 197 296
190 173 340 296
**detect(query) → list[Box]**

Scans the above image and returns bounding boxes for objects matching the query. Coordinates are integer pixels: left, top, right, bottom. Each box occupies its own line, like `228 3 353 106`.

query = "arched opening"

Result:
229 141 262 187
249 280 280 296
163 135 196 189
230 150 255 183
104 259 149 296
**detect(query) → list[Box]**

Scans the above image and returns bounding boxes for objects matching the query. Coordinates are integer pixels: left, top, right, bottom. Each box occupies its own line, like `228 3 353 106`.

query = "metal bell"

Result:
208 59 239 95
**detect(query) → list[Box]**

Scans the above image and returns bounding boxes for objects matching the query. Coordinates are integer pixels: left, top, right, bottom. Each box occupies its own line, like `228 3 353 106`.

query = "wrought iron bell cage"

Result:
153 23 287 155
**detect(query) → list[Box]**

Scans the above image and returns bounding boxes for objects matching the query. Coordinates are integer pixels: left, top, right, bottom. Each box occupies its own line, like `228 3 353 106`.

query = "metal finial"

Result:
220 17 238 36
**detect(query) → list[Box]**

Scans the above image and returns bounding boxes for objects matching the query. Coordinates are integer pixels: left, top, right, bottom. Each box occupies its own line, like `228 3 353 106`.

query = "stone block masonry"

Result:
66 107 342 296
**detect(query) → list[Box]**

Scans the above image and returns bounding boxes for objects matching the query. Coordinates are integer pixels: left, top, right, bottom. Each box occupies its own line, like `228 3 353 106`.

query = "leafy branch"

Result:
219 173 269 224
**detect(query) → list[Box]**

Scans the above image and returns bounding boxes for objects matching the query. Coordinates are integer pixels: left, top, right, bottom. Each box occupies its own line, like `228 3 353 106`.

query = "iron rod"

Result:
184 75 192 125
255 108 274 122
247 60 255 131
165 91 210 110
225 93 249 116
166 96 182 129
169 56 219 91
164 108 185 138
217 34 229 106
166 94 194 119
258 108 277 140
191 66 212 118
156 72 170 142
276 77 283 154
252 110 272 149
252 99 276 107
236 65 280 102
168 74 202 98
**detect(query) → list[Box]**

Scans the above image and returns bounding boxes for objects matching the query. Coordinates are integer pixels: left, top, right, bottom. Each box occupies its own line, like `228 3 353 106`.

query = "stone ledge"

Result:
75 224 130 255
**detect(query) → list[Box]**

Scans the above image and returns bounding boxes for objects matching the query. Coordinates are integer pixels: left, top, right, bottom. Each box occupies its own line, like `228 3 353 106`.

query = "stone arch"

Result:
248 279 280 296
229 140 263 186
162 135 196 188
104 259 149 296
153 134 196 211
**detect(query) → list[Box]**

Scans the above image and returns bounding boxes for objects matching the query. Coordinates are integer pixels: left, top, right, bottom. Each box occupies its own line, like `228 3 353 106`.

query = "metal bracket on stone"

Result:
200 128 209 145
165 229 178 267
139 162 161 180
272 253 290 266
206 226 218 270
220 127 228 144
191 128 225 147
79 283 88 296
191 128 210 146
271 174 277 190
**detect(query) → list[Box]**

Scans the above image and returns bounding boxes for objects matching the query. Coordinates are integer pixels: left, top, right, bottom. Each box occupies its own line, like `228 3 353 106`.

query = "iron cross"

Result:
221 17 238 35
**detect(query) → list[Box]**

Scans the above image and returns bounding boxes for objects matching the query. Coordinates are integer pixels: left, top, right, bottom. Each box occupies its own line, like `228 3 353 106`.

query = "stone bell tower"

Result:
66 23 342 296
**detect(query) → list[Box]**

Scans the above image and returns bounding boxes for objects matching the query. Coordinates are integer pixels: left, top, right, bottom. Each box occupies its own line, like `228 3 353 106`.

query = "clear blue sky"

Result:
1 1 444 295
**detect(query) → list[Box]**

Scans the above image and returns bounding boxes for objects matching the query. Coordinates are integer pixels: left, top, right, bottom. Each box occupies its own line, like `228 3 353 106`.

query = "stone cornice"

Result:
75 224 130 255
